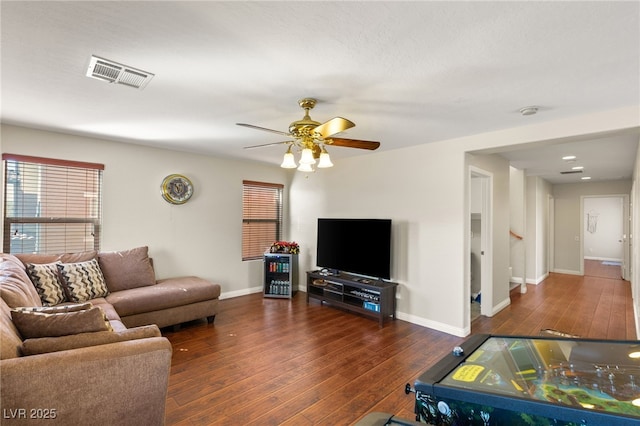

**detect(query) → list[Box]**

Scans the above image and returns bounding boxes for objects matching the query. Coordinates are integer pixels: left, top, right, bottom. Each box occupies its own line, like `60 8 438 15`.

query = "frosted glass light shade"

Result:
299 148 316 164
280 151 297 168
317 151 333 168
297 162 314 172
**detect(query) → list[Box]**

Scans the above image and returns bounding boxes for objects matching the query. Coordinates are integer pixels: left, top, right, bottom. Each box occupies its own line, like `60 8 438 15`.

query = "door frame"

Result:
580 194 630 279
469 166 493 317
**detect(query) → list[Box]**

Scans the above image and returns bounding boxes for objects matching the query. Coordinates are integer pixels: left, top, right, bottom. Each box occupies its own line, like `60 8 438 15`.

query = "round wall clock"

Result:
161 174 194 205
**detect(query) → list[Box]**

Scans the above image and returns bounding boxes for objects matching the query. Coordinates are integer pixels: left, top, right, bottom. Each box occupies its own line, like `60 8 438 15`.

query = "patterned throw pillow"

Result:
25 262 67 306
14 303 93 314
57 259 109 303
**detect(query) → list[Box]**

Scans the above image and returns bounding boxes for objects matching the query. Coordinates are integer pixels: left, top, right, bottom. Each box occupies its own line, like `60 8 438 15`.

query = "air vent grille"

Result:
86 55 154 89
560 170 583 175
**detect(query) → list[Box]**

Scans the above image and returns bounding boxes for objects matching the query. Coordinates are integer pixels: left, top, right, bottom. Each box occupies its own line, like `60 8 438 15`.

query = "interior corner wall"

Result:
290 141 469 336
0 124 292 298
509 167 526 283
467 153 511 313
525 177 552 283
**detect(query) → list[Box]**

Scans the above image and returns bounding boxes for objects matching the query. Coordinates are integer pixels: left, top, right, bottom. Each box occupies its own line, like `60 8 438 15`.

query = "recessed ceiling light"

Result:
519 106 538 116
581 176 591 180
562 155 577 161
572 166 584 170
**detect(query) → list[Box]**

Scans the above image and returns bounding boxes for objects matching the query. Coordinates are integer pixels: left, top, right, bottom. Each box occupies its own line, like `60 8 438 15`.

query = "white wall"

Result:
525 176 552 283
1 124 291 299
509 167 526 285
291 141 469 336
467 153 511 313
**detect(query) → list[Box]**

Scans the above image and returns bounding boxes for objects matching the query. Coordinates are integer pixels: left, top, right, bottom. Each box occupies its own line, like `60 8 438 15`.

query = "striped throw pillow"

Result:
57 259 109 303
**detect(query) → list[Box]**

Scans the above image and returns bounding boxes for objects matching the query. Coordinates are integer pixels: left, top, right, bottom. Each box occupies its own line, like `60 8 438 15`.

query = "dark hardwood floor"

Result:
163 266 636 425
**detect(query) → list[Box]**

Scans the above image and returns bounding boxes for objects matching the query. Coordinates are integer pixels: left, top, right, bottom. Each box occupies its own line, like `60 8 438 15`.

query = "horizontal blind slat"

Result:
3 156 103 254
242 181 283 260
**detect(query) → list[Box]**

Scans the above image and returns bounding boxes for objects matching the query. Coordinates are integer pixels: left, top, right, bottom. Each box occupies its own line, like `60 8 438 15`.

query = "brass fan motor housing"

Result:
288 98 321 138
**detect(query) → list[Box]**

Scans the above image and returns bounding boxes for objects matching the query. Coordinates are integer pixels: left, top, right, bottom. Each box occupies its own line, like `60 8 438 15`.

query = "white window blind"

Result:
242 180 283 260
2 154 104 254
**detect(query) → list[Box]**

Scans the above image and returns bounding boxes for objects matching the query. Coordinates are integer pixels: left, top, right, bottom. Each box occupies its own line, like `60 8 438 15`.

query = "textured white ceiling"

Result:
1 1 639 183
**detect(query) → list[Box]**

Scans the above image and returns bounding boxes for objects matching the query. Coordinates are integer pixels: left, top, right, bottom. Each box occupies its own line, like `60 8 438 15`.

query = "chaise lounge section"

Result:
11 245 221 329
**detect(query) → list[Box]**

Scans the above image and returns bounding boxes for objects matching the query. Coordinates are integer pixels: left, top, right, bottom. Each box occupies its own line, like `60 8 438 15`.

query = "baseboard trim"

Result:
552 268 581 276
584 256 622 262
396 311 469 337
220 286 262 300
491 296 511 316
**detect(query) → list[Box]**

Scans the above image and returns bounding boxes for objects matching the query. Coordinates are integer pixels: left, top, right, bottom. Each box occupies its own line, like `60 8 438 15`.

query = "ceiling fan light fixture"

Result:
280 147 297 169
299 148 316 165
317 148 333 168
297 162 314 173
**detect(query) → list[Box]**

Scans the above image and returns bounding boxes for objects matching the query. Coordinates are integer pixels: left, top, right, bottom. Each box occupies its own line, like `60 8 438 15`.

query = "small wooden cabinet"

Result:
306 271 398 326
263 253 298 298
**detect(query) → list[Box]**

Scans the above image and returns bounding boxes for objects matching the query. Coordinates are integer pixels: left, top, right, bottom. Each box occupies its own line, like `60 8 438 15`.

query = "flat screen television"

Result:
316 218 392 280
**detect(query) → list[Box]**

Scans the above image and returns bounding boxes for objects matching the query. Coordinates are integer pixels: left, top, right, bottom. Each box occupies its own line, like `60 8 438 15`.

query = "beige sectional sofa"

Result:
0 246 221 425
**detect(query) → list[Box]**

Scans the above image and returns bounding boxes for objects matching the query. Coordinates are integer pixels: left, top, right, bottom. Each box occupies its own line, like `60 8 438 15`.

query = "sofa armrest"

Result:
0 337 172 426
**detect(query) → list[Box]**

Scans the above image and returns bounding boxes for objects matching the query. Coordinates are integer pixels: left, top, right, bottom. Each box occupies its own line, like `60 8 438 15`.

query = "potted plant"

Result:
270 241 300 254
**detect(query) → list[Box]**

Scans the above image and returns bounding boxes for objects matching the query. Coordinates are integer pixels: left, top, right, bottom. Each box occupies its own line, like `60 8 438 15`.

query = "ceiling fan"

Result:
237 98 380 171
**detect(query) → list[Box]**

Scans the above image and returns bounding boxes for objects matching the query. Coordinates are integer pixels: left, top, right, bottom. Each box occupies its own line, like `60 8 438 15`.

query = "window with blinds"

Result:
242 180 283 260
2 154 104 254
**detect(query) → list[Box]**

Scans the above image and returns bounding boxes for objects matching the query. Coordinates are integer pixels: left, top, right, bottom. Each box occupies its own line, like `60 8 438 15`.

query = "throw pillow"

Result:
11 306 111 339
21 325 161 356
13 302 93 314
57 259 109 303
25 262 67 306
98 246 156 292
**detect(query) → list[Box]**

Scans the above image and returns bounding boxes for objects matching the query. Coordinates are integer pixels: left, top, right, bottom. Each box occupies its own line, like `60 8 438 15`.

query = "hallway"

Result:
472 265 636 340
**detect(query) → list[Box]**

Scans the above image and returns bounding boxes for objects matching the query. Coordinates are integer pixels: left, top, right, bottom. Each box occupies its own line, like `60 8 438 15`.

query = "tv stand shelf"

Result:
306 271 398 327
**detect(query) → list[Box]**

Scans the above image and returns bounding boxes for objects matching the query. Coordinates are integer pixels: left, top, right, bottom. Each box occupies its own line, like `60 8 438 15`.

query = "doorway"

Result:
581 195 629 280
470 168 493 319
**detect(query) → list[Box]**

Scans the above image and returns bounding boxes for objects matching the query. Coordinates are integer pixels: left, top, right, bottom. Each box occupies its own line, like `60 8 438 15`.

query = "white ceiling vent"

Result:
86 55 154 89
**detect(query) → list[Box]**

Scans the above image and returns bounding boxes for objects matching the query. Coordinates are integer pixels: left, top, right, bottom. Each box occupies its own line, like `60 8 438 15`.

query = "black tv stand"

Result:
306 271 398 327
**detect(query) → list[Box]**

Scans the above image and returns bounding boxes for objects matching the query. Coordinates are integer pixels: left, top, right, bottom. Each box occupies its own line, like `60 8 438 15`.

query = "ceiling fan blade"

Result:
237 123 291 137
313 117 355 139
243 141 292 149
327 137 380 150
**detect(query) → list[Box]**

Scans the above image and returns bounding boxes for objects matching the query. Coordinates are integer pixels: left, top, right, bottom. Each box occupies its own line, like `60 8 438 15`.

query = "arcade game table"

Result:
412 334 640 425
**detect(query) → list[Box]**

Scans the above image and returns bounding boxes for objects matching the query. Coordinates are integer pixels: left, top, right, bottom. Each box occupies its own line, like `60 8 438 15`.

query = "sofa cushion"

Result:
57 259 109 303
106 276 220 317
89 298 121 321
15 250 97 265
25 262 67 306
11 305 111 339
21 325 161 355
0 253 43 308
98 246 156 292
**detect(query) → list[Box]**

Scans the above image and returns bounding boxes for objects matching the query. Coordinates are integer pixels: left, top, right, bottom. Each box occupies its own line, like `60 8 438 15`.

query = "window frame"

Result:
2 153 104 254
242 180 284 261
